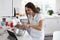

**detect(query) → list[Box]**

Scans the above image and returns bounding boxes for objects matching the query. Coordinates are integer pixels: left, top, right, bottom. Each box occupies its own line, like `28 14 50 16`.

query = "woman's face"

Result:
25 7 34 15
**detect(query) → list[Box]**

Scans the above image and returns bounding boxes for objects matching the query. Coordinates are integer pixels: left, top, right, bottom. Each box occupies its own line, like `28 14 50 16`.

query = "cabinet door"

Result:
0 0 12 16
57 18 60 30
44 18 58 35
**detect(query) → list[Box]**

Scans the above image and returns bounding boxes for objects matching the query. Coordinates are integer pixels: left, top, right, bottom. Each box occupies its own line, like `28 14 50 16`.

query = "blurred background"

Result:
0 0 60 40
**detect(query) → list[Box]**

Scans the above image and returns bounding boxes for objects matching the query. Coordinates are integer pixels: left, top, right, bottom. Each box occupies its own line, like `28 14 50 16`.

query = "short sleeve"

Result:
37 14 44 22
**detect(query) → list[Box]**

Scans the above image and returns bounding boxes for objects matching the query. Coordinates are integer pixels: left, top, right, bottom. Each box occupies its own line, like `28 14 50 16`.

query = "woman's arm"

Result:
24 20 43 31
30 20 43 30
15 22 24 28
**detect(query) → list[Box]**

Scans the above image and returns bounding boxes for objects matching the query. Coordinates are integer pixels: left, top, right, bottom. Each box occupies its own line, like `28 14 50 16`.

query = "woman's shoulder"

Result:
37 14 44 21
37 13 43 18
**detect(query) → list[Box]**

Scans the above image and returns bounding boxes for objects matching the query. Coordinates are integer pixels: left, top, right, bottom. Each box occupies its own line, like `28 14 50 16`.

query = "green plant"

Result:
47 10 53 15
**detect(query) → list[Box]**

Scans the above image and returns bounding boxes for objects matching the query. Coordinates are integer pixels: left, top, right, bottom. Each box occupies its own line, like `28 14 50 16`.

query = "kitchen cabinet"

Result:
0 0 13 16
0 29 32 40
44 17 60 35
57 18 60 30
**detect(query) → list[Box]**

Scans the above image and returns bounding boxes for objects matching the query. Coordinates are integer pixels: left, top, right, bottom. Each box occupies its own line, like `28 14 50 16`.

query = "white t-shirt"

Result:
27 13 44 40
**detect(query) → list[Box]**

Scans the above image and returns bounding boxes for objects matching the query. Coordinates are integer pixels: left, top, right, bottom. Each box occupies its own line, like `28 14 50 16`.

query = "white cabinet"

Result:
57 18 60 30
0 0 13 16
44 17 60 35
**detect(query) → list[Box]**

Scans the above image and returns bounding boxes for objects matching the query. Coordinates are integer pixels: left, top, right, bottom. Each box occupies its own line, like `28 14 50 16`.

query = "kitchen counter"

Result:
43 15 60 19
0 28 32 40
17 31 32 40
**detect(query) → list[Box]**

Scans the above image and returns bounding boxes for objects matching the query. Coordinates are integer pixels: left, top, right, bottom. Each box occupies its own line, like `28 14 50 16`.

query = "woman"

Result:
16 2 44 40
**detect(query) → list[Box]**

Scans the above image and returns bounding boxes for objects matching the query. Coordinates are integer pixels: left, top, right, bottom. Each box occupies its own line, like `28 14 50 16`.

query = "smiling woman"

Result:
15 2 44 40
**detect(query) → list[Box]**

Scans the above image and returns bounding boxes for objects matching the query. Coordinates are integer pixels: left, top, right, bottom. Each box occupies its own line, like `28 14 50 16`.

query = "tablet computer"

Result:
7 30 18 40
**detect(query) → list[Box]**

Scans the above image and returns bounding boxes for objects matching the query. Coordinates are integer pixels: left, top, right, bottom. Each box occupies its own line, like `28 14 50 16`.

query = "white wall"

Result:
44 17 60 35
13 0 22 8
13 0 22 13
13 0 56 15
0 0 13 16
56 0 60 14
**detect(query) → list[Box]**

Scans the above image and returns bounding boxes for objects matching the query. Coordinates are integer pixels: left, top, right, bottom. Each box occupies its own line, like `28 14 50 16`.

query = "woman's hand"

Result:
23 24 30 29
15 22 32 30
15 23 29 30
15 23 22 28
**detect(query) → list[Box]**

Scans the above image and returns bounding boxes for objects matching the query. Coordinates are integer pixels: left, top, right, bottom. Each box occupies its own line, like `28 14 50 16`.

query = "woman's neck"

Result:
32 12 35 17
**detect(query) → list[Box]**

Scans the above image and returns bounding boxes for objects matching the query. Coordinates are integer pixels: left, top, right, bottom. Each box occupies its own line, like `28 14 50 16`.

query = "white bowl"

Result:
14 27 25 36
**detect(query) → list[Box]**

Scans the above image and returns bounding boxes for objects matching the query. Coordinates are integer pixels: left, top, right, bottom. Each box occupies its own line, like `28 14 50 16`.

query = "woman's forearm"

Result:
30 20 43 31
30 25 42 30
15 24 23 28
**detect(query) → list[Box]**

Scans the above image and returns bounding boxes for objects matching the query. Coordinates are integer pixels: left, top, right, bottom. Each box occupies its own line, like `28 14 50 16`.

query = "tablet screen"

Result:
7 30 18 40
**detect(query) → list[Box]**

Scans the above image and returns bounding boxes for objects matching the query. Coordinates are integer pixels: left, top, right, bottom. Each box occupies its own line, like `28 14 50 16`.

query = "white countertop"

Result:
17 31 32 40
42 15 60 19
0 28 32 40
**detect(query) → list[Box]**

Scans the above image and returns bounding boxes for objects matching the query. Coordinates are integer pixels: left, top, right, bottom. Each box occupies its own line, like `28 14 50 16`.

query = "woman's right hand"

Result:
15 23 26 29
15 23 30 30
15 23 22 28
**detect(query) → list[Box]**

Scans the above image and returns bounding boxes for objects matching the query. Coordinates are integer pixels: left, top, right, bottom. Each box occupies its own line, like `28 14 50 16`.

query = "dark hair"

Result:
36 7 40 12
25 2 39 14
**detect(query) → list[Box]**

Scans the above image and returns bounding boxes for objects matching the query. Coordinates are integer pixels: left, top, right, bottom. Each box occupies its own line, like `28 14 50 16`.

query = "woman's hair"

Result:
25 2 40 17
36 7 40 12
25 2 40 16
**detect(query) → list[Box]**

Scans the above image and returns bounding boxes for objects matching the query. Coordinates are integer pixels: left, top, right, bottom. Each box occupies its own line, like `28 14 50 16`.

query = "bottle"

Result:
10 17 14 28
10 22 13 28
6 22 9 26
1 22 6 28
1 18 6 28
0 21 2 28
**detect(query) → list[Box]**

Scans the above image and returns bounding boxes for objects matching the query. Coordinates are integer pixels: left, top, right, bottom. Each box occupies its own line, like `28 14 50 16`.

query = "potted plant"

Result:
47 10 53 15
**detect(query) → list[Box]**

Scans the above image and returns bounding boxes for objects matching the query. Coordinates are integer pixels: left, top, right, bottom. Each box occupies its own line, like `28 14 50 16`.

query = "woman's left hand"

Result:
23 24 30 28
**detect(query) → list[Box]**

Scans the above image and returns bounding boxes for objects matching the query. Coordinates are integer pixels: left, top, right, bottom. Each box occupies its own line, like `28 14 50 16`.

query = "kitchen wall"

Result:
0 0 13 16
13 0 56 15
13 0 24 14
56 0 60 14
13 0 22 10
0 0 60 16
